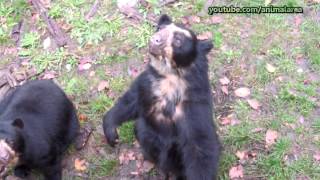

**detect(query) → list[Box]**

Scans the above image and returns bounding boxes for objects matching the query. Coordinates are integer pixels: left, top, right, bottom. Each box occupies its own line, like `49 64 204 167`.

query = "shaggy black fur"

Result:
0 80 79 180
103 15 220 180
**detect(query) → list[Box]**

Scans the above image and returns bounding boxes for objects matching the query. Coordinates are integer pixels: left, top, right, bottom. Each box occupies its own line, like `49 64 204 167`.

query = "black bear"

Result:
0 80 79 180
103 15 221 179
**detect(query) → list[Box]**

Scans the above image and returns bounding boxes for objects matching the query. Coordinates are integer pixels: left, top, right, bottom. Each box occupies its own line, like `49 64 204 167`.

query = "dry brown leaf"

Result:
251 127 264 133
42 72 56 79
119 149 136 165
221 86 229 95
98 80 109 91
229 165 244 179
43 37 51 50
189 15 201 23
197 31 212 40
210 16 223 24
219 116 231 125
219 76 230 85
265 130 278 148
236 151 247 160
78 114 88 122
247 99 261 110
230 118 241 126
74 158 87 171
234 87 250 98
78 63 91 71
265 0 272 6
266 63 276 73
294 16 302 27
313 152 320 161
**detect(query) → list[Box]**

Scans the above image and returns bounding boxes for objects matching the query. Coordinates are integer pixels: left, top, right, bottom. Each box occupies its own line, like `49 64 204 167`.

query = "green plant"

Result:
71 17 122 45
21 32 40 48
119 121 135 144
127 23 153 48
89 94 114 113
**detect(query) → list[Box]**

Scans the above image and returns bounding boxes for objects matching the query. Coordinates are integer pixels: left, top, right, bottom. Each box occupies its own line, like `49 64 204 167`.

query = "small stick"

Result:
85 0 100 21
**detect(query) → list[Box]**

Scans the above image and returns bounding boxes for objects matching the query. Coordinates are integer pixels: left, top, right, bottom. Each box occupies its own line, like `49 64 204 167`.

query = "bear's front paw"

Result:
104 127 119 147
14 165 30 178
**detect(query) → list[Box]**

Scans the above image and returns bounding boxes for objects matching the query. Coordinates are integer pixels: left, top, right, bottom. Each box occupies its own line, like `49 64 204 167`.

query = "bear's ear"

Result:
158 14 172 27
198 39 213 55
12 119 24 129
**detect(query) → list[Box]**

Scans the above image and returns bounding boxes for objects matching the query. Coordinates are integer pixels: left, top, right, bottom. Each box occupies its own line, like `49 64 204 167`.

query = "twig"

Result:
11 20 23 46
30 0 76 49
118 5 157 26
160 0 177 6
85 0 100 21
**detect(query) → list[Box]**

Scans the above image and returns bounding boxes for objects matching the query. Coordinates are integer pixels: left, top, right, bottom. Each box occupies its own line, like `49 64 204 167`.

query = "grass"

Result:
127 22 154 48
119 121 135 144
301 19 320 70
21 32 40 48
278 87 316 116
62 75 90 96
89 94 114 114
89 158 118 178
109 77 128 94
71 17 122 45
258 138 292 179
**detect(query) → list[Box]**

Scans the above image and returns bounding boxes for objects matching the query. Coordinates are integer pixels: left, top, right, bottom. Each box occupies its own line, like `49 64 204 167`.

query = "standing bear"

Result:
103 15 221 180
0 80 79 180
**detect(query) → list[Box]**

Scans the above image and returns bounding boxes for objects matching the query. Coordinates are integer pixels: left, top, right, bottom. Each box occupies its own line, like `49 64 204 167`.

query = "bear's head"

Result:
148 14 213 73
0 119 24 176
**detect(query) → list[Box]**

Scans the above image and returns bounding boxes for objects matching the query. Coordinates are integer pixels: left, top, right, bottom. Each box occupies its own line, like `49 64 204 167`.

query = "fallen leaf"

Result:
40 0 51 8
78 63 91 71
298 116 304 124
236 151 247 160
266 63 276 73
197 31 212 40
313 152 320 161
229 165 244 179
265 0 273 6
219 76 230 85
265 130 278 148
74 158 87 171
294 16 302 27
130 171 139 175
251 127 264 133
89 71 95 77
119 149 136 165
65 64 72 72
221 86 229 95
189 15 201 23
78 114 88 122
219 116 231 125
210 16 223 24
43 37 51 50
247 99 261 110
98 80 109 91
234 87 250 98
230 118 241 126
42 71 56 79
